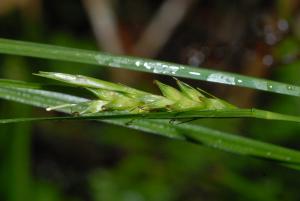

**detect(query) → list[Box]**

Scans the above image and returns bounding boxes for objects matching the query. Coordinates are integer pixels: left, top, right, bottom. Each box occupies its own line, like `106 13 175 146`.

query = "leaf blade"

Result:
0 81 300 168
0 38 299 96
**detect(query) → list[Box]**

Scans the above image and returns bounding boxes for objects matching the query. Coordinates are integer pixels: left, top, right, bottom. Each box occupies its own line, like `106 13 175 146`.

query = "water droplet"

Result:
207 73 236 85
237 79 243 83
143 62 180 74
266 152 272 156
135 61 141 66
287 85 293 90
189 71 201 76
268 84 273 89
144 62 151 69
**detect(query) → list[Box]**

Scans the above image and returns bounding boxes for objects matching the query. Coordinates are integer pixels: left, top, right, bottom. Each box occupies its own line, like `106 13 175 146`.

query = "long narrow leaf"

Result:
0 81 300 168
0 38 299 96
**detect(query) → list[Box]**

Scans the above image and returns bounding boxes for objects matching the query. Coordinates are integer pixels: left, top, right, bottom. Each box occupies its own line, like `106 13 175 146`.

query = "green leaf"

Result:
0 80 300 169
0 38 299 96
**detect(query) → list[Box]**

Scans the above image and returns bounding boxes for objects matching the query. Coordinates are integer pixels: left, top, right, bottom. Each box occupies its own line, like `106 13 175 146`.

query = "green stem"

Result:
1 108 300 124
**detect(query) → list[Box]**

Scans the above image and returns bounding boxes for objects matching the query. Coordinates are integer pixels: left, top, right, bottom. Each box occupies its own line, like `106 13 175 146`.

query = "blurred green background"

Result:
1 0 300 200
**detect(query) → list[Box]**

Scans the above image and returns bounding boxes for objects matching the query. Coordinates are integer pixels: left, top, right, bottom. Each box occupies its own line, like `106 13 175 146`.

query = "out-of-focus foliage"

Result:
1 0 300 201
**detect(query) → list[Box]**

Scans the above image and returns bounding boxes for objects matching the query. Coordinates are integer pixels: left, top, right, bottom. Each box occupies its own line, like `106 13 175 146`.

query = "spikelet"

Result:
35 72 236 115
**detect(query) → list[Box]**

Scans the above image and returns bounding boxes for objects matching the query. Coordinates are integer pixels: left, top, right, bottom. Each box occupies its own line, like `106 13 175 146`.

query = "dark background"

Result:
1 0 300 200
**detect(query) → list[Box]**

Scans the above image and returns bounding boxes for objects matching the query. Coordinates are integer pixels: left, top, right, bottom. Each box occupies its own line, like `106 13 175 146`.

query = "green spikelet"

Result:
35 72 237 114
174 78 205 100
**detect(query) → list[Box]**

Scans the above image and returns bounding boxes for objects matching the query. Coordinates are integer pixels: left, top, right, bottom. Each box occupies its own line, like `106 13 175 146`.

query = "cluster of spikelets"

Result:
35 72 236 115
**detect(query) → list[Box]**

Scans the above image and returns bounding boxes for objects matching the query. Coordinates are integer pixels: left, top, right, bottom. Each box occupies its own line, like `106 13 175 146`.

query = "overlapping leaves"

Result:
1 38 300 170
1 79 300 169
